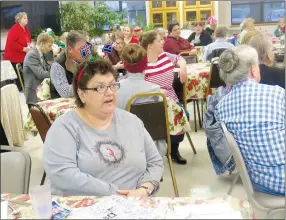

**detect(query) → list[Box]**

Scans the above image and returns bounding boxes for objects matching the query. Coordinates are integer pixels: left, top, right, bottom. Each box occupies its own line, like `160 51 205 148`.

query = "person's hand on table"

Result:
189 49 197 55
117 188 148 197
114 61 124 70
179 66 188 83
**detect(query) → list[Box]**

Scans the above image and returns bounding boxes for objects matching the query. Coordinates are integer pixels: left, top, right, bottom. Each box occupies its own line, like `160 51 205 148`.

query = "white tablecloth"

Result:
1 61 17 82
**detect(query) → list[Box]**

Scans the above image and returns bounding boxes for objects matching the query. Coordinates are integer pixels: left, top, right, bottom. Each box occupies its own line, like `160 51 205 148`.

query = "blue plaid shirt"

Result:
215 79 285 195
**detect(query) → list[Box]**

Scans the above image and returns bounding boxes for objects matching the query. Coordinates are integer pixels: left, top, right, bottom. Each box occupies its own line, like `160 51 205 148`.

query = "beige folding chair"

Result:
221 122 285 219
126 92 179 197
1 145 31 194
16 63 25 92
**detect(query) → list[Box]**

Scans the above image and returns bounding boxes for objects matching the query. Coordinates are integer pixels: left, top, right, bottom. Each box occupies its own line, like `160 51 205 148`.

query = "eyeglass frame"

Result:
81 82 120 93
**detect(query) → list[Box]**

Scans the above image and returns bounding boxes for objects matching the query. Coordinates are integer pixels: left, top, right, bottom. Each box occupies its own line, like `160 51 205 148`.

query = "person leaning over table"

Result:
4 12 31 92
23 33 54 104
163 21 197 55
50 30 99 99
215 45 285 196
248 33 285 89
43 59 164 196
141 30 189 165
187 21 213 46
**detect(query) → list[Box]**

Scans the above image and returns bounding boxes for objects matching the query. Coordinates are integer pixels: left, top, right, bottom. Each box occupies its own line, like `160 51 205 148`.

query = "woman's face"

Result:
114 38 124 52
278 18 285 27
148 34 163 55
170 25 181 38
20 15 28 26
123 27 132 39
194 25 203 35
79 73 118 116
40 42 53 54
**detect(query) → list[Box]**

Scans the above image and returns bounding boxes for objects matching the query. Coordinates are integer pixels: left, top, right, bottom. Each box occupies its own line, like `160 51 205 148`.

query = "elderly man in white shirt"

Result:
203 26 234 62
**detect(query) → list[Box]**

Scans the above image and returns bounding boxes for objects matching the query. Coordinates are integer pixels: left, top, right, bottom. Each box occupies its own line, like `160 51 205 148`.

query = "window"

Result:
101 1 147 27
231 1 285 24
1 5 23 29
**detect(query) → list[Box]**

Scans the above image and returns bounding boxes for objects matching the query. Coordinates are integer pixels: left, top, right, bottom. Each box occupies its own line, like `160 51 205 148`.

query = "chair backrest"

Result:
206 48 227 61
28 103 51 142
0 145 31 194
221 122 255 197
16 63 24 91
126 93 170 141
206 59 226 96
182 55 198 64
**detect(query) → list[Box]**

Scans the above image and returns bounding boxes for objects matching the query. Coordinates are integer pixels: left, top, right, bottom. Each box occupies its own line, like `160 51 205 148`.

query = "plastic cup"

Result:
29 184 52 219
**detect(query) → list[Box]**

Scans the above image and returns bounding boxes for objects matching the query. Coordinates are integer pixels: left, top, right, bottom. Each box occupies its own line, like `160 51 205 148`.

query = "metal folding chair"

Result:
126 92 179 197
221 122 285 219
28 103 52 185
1 145 31 194
16 63 25 92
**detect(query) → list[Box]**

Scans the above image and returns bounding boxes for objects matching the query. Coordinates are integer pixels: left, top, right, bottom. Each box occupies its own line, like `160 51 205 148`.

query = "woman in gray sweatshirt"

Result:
43 60 164 197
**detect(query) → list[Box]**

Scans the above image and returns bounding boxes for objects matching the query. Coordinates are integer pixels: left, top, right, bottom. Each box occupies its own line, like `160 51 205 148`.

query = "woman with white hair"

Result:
156 27 166 42
249 33 285 88
4 12 31 91
215 45 285 196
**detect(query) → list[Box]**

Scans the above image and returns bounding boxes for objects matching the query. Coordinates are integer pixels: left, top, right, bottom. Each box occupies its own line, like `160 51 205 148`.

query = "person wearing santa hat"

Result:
205 16 217 37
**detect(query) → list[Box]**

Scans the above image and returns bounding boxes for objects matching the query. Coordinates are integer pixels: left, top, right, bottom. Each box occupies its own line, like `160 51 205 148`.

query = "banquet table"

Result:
24 97 191 136
175 62 211 100
1 60 17 87
1 193 256 219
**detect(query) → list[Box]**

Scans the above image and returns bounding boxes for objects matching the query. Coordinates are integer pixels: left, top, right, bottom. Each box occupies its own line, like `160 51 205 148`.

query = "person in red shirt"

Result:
163 21 196 55
4 12 31 91
123 24 139 44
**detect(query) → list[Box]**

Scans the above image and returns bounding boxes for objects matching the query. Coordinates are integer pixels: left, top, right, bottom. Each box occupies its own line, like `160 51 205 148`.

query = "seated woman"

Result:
188 22 213 46
216 45 285 196
274 18 285 38
141 30 190 164
117 44 166 157
117 44 161 109
248 33 285 89
104 31 125 75
123 24 139 44
163 21 196 55
50 30 98 99
23 33 54 104
43 60 164 196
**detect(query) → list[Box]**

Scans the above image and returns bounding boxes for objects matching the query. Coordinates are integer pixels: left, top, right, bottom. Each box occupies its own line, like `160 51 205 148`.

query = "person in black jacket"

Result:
188 22 213 46
248 33 285 89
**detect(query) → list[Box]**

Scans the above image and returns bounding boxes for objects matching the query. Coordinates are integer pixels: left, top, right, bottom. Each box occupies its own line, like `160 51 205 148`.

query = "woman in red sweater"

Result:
123 24 139 44
4 12 31 91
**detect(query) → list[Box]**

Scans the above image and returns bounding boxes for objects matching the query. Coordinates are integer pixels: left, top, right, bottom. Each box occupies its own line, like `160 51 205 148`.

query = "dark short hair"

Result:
167 21 180 33
73 60 117 108
140 30 158 50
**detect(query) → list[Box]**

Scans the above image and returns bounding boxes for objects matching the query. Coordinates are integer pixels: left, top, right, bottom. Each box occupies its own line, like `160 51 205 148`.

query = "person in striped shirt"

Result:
140 31 189 165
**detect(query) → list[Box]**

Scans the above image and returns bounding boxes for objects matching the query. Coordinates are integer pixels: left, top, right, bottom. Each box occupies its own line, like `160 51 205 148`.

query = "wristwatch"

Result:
139 186 153 196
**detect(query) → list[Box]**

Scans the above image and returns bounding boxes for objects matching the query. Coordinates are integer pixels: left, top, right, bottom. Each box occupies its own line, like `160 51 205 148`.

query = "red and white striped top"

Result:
144 52 182 102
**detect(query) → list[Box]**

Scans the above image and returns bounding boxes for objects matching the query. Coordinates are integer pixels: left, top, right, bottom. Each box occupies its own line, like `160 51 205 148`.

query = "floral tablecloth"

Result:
1 61 17 82
1 193 256 219
175 62 211 99
24 97 191 136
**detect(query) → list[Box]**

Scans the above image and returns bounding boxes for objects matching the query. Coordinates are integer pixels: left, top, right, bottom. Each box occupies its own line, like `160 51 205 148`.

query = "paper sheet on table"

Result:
1 201 8 219
68 196 161 219
172 202 242 219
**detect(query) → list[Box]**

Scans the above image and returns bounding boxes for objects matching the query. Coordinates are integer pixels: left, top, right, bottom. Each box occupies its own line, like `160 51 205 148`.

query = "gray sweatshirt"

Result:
43 108 164 196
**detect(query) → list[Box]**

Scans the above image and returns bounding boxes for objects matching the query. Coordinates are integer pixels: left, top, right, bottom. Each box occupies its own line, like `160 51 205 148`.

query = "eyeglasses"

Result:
82 82 120 93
